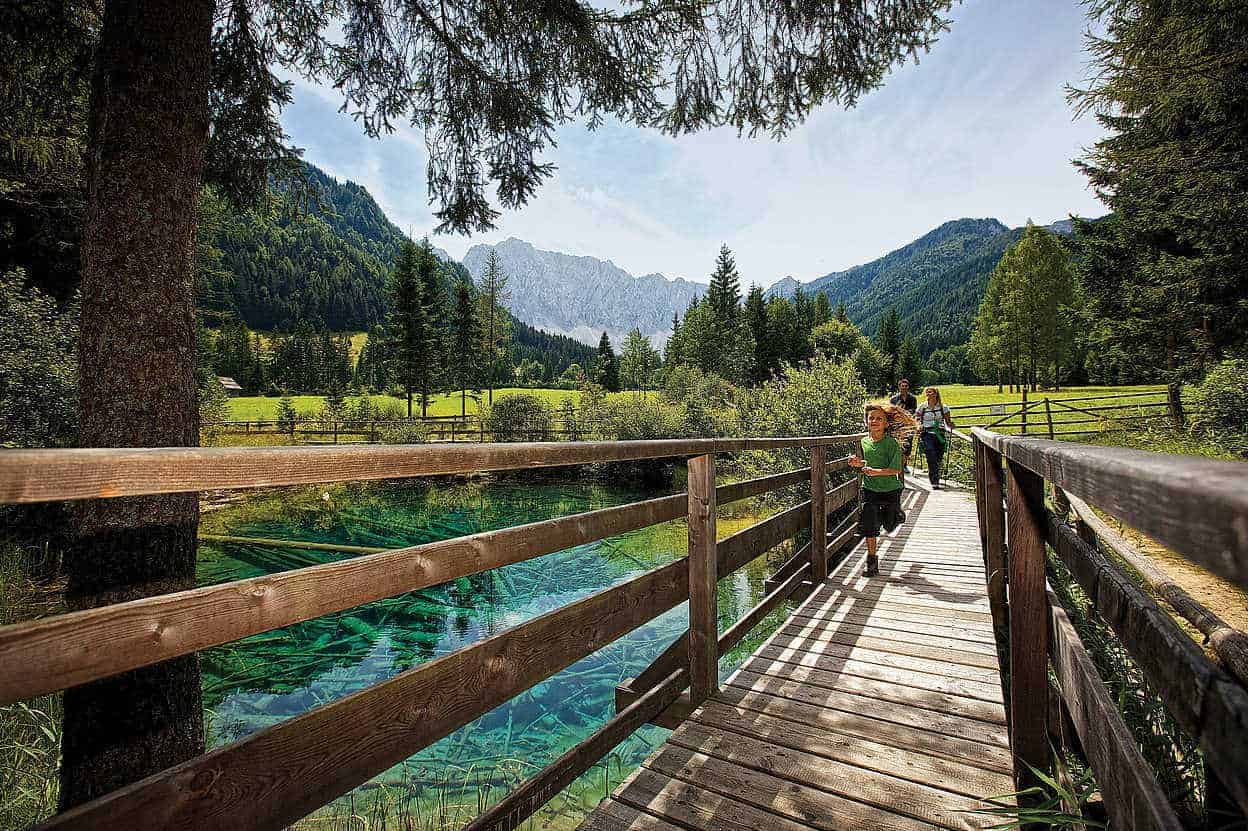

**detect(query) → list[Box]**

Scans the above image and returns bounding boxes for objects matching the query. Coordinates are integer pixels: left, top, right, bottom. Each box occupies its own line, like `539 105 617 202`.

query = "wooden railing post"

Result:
811 445 828 583
687 453 718 704
980 441 1008 648
1005 457 1049 787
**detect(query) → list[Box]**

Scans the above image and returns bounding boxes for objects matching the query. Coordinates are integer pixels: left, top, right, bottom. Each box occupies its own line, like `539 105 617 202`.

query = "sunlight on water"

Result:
197 478 800 829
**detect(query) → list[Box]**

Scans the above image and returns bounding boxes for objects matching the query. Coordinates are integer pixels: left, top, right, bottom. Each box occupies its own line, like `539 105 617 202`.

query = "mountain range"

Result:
462 238 704 347
768 217 1079 356
204 159 1087 361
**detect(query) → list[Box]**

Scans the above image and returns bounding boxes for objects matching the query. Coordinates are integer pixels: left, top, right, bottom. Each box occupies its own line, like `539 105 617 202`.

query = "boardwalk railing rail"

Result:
0 434 860 830
968 427 1248 829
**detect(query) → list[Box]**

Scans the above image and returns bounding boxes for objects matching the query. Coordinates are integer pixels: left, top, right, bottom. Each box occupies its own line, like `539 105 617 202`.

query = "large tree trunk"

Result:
61 0 213 810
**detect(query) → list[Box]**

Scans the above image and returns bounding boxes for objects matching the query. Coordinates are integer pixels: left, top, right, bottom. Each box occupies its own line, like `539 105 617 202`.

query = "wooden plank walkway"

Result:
580 480 1014 831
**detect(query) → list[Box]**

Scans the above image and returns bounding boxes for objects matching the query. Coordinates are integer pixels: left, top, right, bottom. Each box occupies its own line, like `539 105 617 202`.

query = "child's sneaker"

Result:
864 555 879 577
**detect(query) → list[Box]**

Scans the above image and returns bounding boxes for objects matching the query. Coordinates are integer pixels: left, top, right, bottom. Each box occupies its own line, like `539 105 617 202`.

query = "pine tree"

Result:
875 307 903 389
620 328 660 396
414 241 445 417
706 245 742 326
898 337 923 388
477 250 511 406
835 301 850 323
744 284 770 383
665 312 683 367
450 279 481 416
597 332 621 392
387 240 425 417
813 292 832 326
793 287 814 331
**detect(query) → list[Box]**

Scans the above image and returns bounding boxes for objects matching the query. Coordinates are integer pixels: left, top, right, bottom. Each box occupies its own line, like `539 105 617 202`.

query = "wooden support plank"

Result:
980 443 1008 647
465 669 687 831
1048 597 1182 831
687 454 718 704
811 446 828 582
1004 458 1049 787
715 498 810 576
1046 518 1248 816
0 492 686 705
613 766 818 831
716 466 811 505
578 799 686 831
0 435 864 505
39 559 689 831
972 427 1248 589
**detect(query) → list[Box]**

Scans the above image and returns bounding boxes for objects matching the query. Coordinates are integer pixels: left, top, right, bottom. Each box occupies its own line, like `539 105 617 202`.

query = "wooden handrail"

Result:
41 560 691 830
971 427 1248 589
1064 491 1248 686
0 435 862 505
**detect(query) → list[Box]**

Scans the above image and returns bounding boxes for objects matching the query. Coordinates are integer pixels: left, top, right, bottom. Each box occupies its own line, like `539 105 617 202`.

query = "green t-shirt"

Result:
860 435 903 493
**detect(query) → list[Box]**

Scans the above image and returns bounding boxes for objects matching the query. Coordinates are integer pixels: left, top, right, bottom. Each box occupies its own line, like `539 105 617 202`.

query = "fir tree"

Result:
414 241 445 417
744 284 770 383
812 292 832 326
477 250 511 406
835 301 850 323
706 245 742 326
387 240 425 417
597 332 621 392
875 307 903 389
450 279 481 417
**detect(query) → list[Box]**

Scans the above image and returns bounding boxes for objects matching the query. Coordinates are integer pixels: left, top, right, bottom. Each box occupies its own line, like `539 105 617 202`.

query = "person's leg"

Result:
858 496 881 576
922 434 940 487
865 535 879 576
932 446 944 488
900 437 912 487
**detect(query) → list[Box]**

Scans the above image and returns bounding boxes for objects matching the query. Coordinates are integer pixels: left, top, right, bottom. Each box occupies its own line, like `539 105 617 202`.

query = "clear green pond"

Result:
198 478 800 830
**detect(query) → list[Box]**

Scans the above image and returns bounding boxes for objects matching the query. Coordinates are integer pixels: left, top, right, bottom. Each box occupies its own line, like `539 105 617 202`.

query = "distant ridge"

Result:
462 237 704 346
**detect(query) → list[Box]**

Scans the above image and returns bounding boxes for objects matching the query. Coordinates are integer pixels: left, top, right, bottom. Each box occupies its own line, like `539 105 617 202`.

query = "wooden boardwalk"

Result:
580 480 1014 831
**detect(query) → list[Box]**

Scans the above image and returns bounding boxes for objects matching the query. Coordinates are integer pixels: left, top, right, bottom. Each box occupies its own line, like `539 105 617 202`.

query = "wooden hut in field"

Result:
217 376 243 397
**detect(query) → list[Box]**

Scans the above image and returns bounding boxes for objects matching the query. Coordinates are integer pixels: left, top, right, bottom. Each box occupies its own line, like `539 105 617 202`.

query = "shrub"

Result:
0 270 78 448
740 354 868 438
484 393 554 441
598 396 689 441
378 420 429 445
275 396 299 435
1191 359 1248 434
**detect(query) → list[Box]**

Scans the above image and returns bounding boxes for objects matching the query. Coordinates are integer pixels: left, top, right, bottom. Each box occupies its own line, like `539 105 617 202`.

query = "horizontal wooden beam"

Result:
0 494 686 705
1048 595 1182 831
716 466 812 505
974 427 1248 588
718 563 812 656
0 436 863 505
465 668 688 831
40 560 689 831
717 499 810 576
1065 492 1248 686
1047 518 1248 814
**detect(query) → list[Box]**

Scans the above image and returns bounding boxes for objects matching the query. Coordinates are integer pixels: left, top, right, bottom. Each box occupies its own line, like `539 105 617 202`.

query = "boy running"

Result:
849 403 914 577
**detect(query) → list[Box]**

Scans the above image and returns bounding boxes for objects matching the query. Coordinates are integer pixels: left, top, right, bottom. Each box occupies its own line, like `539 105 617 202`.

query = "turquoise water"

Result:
197 478 800 829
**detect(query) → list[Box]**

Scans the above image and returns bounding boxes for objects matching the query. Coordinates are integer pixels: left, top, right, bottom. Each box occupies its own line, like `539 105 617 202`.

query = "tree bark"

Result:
62 0 213 810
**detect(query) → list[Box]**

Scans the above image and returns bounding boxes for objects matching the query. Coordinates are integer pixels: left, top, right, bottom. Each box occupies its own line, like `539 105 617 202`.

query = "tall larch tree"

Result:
477 250 511 406
24 0 956 807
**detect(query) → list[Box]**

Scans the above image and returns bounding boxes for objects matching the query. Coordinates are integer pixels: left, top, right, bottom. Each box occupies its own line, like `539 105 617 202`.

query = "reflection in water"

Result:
197 479 797 829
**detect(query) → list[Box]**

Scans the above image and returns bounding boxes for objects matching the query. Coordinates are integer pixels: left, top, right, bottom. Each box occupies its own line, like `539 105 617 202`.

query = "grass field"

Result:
226 387 583 421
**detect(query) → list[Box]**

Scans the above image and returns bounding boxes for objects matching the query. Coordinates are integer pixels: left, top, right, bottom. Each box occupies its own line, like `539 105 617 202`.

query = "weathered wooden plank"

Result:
465 670 686 831
646 742 945 831
0 436 866 505
613 766 818 831
774 615 999 653
578 799 687 831
708 685 1012 774
811 446 828 582
1048 596 1182 831
1065 491 1248 686
972 427 1248 589
0 492 686 705
715 498 809 576
717 564 811 657
687 454 718 704
40 560 689 831
1047 518 1248 815
770 619 1000 668
724 671 1008 746
1005 458 1049 787
751 644 1004 702
692 702 1014 800
761 633 1002 685
716 466 810 505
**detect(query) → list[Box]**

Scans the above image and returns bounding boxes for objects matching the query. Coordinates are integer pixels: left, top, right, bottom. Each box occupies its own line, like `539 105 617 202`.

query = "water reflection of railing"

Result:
0 436 862 830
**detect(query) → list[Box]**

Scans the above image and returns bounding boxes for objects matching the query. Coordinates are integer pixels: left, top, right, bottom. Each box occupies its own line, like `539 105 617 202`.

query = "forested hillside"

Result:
199 163 406 330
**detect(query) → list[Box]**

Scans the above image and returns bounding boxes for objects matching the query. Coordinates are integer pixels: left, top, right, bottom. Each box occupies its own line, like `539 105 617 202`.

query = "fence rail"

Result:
0 433 861 830
969 428 1248 827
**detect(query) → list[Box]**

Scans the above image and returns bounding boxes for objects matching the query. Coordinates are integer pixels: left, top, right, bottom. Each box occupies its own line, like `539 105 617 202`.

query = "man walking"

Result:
889 379 918 486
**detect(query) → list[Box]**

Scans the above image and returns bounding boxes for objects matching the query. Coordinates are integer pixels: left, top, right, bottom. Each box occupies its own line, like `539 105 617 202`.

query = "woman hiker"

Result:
850 403 916 577
915 386 955 489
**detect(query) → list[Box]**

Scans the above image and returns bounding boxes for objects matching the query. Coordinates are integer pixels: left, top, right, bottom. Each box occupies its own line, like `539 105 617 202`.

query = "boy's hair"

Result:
864 400 917 439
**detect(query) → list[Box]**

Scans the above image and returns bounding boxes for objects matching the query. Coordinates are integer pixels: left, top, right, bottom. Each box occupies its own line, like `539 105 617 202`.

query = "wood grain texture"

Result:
0 436 864 505
687 454 718 704
972 427 1248 589
1005 458 1049 787
979 443 1008 646
1065 491 1248 686
39 560 690 831
811 446 828 582
0 493 686 705
1046 518 1248 815
1048 596 1182 831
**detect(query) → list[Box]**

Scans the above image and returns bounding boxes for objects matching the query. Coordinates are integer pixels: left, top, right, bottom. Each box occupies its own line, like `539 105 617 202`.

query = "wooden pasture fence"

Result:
967 428 1248 827
0 435 860 830
947 387 1188 438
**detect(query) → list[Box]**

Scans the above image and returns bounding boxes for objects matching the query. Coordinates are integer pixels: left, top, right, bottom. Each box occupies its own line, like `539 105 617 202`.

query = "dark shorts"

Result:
858 489 905 538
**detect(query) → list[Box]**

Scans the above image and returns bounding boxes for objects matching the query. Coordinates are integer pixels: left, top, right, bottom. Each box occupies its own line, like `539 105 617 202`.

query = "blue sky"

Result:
281 0 1108 287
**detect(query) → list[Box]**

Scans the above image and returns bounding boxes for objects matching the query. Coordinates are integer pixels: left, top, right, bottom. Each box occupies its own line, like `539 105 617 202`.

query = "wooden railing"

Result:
968 428 1248 828
0 435 861 830
949 387 1189 438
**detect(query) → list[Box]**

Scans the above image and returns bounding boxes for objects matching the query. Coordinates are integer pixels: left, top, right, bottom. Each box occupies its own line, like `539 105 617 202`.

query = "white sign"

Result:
990 404 1006 415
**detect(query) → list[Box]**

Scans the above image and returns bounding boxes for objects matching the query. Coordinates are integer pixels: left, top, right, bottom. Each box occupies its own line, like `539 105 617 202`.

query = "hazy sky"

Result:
281 0 1109 287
